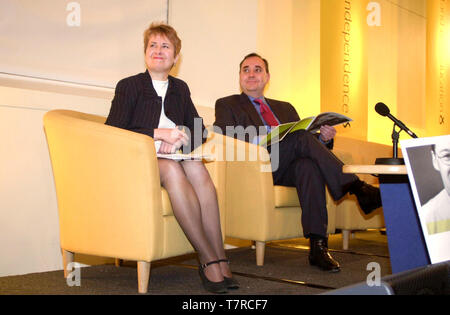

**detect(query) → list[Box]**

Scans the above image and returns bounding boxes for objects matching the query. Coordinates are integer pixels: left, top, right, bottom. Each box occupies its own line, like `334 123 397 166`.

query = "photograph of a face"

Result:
401 135 450 264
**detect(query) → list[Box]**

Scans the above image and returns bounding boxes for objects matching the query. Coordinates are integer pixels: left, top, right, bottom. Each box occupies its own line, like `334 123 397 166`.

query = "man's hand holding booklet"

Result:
259 112 352 147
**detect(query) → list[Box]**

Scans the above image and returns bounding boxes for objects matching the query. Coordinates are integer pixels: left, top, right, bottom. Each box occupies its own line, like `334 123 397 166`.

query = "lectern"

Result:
343 164 430 274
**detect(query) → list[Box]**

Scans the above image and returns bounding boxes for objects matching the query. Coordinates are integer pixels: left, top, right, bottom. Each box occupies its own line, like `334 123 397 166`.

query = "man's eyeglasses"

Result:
436 152 450 165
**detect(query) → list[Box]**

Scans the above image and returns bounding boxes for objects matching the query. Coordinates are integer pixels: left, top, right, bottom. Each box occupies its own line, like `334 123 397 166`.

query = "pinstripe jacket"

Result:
105 70 206 152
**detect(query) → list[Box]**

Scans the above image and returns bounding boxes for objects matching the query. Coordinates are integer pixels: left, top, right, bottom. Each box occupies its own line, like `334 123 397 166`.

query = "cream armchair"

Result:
222 137 336 266
43 109 225 293
332 136 392 250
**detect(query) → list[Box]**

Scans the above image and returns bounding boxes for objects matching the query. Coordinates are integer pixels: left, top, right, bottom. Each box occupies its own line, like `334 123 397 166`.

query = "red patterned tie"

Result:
254 98 279 127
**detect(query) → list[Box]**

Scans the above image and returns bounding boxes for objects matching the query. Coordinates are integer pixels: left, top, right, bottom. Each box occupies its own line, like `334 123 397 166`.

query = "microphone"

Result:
375 102 418 138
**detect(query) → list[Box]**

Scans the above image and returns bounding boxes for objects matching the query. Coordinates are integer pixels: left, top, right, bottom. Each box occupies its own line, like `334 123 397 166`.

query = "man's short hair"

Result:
239 53 270 74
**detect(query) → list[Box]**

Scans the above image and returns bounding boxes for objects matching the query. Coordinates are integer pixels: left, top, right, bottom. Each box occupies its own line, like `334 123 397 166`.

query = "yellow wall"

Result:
426 0 450 136
175 0 449 142
254 0 448 143
257 0 321 118
367 0 400 144
319 0 430 143
169 0 259 107
321 0 368 140
367 0 428 144
291 0 322 118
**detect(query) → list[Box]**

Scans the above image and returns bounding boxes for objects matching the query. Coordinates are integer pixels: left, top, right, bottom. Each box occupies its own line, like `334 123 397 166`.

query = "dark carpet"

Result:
0 231 391 296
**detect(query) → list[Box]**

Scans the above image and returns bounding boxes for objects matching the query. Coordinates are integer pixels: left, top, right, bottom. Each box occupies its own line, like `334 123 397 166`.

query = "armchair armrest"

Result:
217 136 276 240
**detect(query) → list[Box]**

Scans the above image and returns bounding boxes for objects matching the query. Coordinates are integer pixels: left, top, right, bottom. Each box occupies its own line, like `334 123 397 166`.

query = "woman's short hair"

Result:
143 22 181 56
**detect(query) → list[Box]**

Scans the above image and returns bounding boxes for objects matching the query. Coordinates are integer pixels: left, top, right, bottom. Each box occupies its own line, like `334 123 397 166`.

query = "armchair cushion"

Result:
332 136 390 249
274 186 301 207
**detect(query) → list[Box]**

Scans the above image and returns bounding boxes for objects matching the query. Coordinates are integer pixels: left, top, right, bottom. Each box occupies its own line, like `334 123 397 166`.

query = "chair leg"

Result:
62 249 74 278
137 261 151 294
342 230 350 250
255 241 265 266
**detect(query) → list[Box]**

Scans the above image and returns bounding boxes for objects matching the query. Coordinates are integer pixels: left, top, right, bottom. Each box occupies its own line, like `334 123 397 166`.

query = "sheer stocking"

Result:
181 160 232 278
158 159 230 282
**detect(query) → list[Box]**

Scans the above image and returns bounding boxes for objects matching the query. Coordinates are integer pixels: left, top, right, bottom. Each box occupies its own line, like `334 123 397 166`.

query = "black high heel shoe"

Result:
198 260 228 294
218 259 240 290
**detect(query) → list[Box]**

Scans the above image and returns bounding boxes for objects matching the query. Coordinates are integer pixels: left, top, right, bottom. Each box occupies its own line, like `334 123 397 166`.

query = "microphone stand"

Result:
375 123 405 165
392 124 400 159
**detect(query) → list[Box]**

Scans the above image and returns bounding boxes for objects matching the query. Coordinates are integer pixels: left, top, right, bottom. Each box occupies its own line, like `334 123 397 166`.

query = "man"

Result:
214 53 382 272
422 137 450 235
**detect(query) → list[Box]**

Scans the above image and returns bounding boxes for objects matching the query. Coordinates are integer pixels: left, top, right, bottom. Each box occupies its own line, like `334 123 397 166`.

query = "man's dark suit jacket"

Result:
214 93 299 140
105 70 206 152
214 93 332 149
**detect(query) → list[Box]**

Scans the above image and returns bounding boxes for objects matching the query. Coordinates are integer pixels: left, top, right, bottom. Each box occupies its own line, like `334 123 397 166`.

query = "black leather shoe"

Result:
198 260 228 294
351 181 382 215
224 276 240 290
217 259 240 289
309 237 341 273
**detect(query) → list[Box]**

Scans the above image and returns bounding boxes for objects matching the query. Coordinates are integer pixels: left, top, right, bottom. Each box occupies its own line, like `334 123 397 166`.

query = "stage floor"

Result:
0 230 391 295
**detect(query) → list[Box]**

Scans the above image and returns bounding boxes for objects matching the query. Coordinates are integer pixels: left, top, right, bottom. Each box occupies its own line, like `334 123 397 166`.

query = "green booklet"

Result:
259 112 352 146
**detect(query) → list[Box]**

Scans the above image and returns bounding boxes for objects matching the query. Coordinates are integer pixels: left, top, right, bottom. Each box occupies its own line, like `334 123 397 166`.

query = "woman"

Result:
105 22 238 293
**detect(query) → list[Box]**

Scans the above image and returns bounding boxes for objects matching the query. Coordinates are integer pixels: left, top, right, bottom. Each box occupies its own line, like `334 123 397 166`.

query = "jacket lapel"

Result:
141 70 158 99
266 99 287 124
165 76 183 123
266 98 299 124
